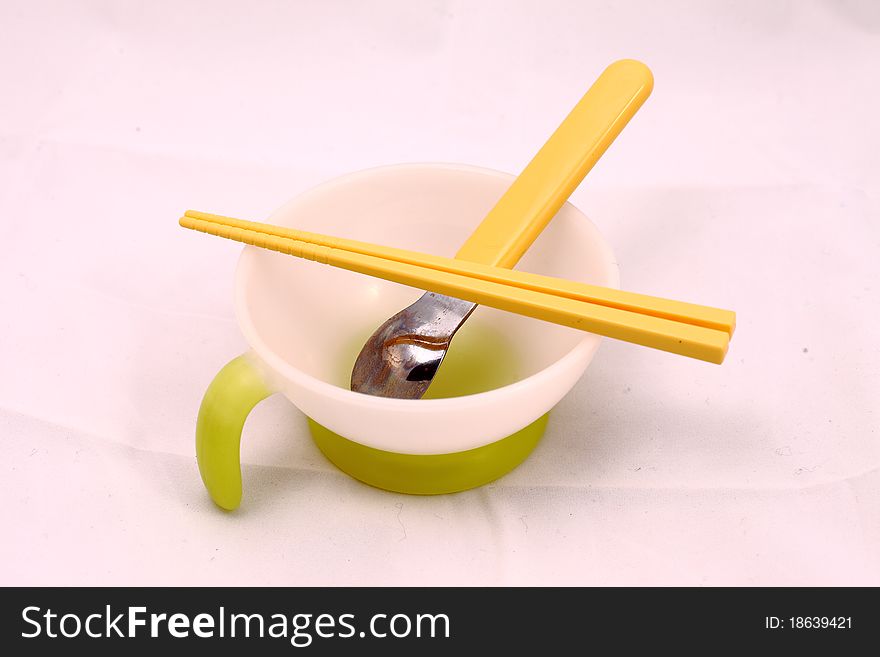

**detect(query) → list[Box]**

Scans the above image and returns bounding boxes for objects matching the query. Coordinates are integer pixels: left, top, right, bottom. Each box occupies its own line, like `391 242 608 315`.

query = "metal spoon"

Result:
351 59 654 398
350 292 476 398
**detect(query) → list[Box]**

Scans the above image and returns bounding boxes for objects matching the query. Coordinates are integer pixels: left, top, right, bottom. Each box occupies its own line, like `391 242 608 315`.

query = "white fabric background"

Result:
1 0 878 585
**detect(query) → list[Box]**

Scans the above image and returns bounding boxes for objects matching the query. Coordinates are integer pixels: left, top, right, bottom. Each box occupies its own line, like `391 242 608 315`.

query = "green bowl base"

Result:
308 413 549 495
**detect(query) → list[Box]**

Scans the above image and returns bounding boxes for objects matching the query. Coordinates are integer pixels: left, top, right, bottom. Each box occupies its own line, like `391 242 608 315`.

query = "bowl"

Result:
196 163 619 509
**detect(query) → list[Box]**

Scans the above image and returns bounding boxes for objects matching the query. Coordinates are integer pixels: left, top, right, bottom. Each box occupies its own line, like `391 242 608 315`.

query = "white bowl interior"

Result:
239 164 617 399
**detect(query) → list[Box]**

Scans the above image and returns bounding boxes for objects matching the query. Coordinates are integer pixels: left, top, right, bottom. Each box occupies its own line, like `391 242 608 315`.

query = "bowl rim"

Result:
234 162 620 413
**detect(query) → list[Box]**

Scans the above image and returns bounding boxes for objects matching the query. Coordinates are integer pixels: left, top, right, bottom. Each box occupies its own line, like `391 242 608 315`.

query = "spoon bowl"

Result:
350 293 476 398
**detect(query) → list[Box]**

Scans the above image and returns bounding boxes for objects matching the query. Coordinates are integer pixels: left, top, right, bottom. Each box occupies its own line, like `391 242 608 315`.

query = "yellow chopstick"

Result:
180 214 731 363
184 210 735 336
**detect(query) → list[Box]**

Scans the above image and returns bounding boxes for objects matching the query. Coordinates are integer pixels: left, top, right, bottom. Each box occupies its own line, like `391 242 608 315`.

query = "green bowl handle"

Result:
196 354 273 510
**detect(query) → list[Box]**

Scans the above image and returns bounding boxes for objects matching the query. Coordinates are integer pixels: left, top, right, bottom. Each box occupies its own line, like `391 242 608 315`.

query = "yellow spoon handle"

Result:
454 59 653 267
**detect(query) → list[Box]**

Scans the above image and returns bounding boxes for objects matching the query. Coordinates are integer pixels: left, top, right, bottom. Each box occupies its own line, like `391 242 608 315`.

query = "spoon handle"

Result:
454 59 653 268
